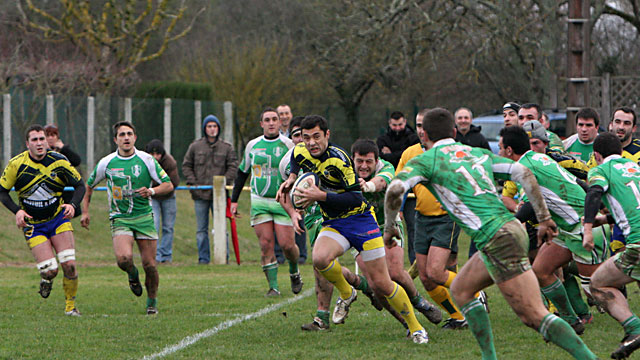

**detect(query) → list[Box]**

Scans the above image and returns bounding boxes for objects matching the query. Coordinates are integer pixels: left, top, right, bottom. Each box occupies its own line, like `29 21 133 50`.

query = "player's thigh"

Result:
427 246 452 275
136 239 157 266
313 234 348 267
113 235 135 259
591 253 635 289
31 240 56 264
496 270 548 324
451 253 493 301
274 223 295 246
363 256 394 294
532 241 572 276
254 222 275 243
384 245 405 274
50 230 75 253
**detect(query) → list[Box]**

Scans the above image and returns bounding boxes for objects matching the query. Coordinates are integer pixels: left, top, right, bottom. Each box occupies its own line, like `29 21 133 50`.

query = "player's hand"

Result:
582 230 595 251
135 187 153 198
80 213 90 229
15 210 32 228
61 204 75 219
294 182 325 203
290 212 305 235
537 219 558 246
230 202 240 218
383 225 399 248
276 177 296 202
592 214 609 227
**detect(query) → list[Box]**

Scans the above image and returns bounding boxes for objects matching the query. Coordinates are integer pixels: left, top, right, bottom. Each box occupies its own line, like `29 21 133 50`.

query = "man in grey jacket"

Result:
183 115 238 264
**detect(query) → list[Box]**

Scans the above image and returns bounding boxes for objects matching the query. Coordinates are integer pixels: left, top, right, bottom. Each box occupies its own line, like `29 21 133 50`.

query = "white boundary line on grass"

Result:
141 288 314 360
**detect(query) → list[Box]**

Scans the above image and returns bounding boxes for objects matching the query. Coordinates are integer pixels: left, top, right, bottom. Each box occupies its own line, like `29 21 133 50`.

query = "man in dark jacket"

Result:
146 139 181 263
454 107 491 150
183 115 238 264
376 111 420 168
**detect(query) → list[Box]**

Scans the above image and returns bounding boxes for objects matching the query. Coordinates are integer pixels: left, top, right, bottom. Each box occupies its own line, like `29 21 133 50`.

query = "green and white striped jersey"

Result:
517 150 584 231
239 134 294 199
588 155 640 244
87 149 170 219
362 158 395 224
395 139 517 250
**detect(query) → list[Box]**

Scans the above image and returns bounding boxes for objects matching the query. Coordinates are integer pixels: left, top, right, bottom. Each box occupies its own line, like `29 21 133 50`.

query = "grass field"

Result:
0 190 637 359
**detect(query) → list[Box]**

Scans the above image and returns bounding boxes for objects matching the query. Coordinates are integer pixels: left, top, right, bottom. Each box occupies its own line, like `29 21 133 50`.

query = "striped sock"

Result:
539 314 597 359
461 299 496 360
262 262 279 291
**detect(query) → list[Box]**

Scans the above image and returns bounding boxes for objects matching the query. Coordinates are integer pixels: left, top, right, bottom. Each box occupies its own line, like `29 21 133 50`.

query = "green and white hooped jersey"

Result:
563 134 594 164
240 134 294 199
362 158 395 224
589 155 640 245
395 139 517 250
87 149 170 219
517 150 585 231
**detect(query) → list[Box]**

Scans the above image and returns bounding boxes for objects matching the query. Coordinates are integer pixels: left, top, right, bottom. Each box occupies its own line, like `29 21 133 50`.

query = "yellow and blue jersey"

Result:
0 150 82 224
290 142 372 220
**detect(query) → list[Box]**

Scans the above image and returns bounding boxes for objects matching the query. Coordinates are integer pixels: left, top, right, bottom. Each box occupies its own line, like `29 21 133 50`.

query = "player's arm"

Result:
383 179 411 247
230 169 250 216
277 189 304 235
80 184 93 229
276 149 300 201
582 184 605 251
510 162 557 245
61 180 86 219
0 186 32 228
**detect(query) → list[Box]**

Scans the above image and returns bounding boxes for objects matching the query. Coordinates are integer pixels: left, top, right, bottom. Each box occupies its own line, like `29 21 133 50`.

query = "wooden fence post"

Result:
212 175 228 264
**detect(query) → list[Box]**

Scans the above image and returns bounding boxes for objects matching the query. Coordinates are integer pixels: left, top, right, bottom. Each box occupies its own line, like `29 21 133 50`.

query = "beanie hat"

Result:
202 115 221 137
145 139 166 156
523 120 549 142
503 102 521 113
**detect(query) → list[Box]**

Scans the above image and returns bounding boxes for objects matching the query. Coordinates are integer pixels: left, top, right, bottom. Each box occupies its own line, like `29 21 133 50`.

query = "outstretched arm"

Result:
383 179 409 247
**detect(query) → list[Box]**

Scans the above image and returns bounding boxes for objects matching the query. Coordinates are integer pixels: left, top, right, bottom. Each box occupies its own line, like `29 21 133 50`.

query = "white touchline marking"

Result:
141 288 313 360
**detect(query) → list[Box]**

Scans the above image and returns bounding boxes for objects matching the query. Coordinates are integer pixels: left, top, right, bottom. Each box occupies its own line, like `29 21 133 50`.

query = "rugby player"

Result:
384 108 596 359
277 115 429 344
231 107 301 296
82 121 173 315
585 132 640 359
0 124 85 316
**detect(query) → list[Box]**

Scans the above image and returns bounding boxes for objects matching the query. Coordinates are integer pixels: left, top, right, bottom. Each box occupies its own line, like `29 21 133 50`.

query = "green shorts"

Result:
614 243 640 281
551 224 608 265
414 213 459 255
111 213 157 240
480 219 531 284
250 195 292 227
306 214 324 247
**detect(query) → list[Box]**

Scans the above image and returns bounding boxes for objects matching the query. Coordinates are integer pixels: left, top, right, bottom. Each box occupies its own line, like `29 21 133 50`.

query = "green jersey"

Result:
588 155 640 244
362 158 395 224
239 134 294 199
564 134 594 163
517 150 584 231
279 147 323 229
547 130 565 152
87 149 170 219
396 139 516 250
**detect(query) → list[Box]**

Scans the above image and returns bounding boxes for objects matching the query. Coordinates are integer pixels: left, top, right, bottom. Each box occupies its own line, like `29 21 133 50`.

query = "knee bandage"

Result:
37 258 58 274
57 249 76 263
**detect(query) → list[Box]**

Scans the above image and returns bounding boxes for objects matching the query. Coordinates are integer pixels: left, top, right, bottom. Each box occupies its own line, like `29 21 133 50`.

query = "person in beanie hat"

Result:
145 139 180 263
183 115 238 264
503 102 521 127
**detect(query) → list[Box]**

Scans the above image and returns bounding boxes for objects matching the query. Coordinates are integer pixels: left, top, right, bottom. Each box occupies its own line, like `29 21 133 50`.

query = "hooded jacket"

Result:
376 126 420 168
182 116 238 201
455 124 491 150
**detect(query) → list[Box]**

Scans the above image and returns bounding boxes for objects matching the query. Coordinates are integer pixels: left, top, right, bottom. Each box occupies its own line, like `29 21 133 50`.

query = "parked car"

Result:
472 111 567 153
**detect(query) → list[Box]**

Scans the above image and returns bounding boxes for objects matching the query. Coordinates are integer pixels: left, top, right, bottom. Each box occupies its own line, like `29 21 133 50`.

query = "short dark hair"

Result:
301 115 328 134
593 132 622 158
44 124 59 137
289 116 304 133
390 111 405 120
113 121 136 136
423 108 455 142
25 124 45 141
576 107 600 127
612 106 637 126
260 107 279 121
499 126 531 155
351 139 379 160
520 103 542 119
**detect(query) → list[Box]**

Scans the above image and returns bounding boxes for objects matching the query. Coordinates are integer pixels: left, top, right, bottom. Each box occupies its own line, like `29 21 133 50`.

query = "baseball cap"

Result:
503 102 520 113
523 120 549 142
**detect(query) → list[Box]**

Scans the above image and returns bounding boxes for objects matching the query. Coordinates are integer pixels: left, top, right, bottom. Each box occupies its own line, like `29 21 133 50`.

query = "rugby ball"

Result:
291 172 319 210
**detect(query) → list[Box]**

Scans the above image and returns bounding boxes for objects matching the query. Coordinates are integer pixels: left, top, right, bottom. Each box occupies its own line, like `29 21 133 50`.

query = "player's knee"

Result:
312 253 331 270
60 261 77 278
426 266 445 285
116 256 134 271
142 262 156 273
37 258 58 279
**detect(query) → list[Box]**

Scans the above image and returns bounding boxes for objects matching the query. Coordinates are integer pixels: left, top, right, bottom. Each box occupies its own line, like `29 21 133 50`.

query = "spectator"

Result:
454 107 490 150
45 124 82 217
183 115 238 264
376 111 420 168
502 102 520 127
145 139 181 264
277 104 293 137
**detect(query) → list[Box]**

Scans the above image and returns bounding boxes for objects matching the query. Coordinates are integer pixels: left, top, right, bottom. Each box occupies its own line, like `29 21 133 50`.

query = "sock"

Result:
317 259 352 300
146 297 157 308
540 279 578 323
622 315 640 336
427 285 464 320
563 275 590 316
128 266 139 282
461 299 496 360
316 310 330 324
288 260 299 275
262 262 279 291
354 274 370 293
385 282 423 333
62 276 78 312
444 271 456 288
539 314 597 359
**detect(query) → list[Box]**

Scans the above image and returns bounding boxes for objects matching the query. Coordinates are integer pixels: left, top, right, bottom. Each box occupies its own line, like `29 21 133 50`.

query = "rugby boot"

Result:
413 296 443 325
39 279 53 298
611 333 640 359
332 287 357 324
410 329 429 344
442 318 468 330
290 273 303 294
301 317 330 331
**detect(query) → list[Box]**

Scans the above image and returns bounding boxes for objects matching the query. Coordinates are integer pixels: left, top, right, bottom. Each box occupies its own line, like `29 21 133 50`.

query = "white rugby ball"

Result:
291 172 319 210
